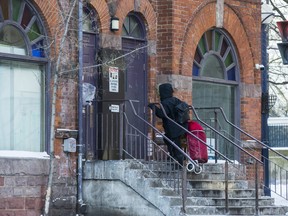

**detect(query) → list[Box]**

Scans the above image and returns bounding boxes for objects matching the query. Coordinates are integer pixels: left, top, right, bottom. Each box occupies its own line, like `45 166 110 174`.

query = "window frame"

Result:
0 0 50 153
192 28 241 159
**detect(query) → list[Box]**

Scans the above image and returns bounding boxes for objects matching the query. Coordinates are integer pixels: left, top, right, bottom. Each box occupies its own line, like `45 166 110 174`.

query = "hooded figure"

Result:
148 83 187 165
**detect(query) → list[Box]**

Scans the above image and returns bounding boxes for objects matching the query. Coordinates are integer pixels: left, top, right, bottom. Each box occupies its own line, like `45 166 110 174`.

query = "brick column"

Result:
241 140 264 187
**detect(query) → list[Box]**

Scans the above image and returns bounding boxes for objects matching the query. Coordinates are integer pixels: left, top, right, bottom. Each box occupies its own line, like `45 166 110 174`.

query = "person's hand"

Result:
148 103 155 109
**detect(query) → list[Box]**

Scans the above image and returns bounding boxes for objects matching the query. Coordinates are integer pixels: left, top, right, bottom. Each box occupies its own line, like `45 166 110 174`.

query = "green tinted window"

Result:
27 22 40 41
193 29 237 81
12 0 21 21
224 52 233 67
0 0 46 57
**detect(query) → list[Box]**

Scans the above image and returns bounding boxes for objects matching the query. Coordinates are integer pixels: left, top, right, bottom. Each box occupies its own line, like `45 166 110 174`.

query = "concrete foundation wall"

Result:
83 179 164 216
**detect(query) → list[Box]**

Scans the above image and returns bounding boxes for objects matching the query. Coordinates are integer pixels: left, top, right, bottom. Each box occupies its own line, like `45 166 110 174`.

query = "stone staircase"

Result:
83 160 288 216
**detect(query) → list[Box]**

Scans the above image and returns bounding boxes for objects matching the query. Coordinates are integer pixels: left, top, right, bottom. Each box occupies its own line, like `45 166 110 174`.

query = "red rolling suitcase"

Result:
186 120 208 163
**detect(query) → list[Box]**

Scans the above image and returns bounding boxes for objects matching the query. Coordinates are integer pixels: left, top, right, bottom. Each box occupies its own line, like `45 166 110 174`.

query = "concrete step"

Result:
187 172 238 180
201 163 246 174
186 215 288 216
208 196 275 206
186 188 259 198
188 179 249 190
174 205 288 215
163 196 275 207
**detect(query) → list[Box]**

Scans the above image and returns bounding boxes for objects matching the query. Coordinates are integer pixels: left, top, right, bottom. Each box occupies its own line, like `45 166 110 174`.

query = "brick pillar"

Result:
241 140 264 187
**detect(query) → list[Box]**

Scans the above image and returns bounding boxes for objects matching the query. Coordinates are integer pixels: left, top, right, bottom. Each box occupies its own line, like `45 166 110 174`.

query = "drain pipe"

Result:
77 0 86 213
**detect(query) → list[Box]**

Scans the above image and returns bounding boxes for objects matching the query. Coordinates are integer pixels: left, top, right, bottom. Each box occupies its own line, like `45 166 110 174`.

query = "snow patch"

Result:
0 151 50 159
271 184 288 206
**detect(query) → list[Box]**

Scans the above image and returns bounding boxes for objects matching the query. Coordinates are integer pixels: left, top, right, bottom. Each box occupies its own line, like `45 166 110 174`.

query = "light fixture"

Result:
110 17 119 31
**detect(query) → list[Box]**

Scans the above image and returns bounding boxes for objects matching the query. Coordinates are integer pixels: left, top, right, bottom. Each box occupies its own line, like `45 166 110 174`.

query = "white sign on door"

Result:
109 67 119 93
109 104 120 113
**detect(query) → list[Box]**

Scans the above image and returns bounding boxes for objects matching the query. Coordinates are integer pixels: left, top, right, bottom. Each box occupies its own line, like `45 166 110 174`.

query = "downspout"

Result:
77 0 86 213
261 23 271 196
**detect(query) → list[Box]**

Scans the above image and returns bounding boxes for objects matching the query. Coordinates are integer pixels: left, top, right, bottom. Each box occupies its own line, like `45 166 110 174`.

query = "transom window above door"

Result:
122 14 145 39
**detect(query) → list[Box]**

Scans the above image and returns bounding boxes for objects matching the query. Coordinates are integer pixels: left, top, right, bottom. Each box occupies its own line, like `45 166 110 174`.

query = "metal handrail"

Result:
190 106 263 215
193 106 288 202
128 100 200 171
148 102 237 214
155 103 233 163
126 100 233 213
125 100 199 213
198 106 288 161
96 99 272 214
191 106 263 165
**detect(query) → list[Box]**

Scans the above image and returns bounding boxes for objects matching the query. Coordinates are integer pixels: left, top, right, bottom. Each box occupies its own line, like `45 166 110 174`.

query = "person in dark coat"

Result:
148 83 187 165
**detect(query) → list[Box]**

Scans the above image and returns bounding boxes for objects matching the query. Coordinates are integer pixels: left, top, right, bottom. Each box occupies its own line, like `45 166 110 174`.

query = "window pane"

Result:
0 60 44 151
201 55 224 79
198 37 206 54
83 6 97 32
214 31 221 51
0 0 9 20
32 40 44 57
122 15 144 39
220 39 228 57
224 52 233 67
227 67 236 81
193 64 200 76
192 81 235 158
21 4 32 29
0 25 27 55
206 30 212 51
12 0 22 22
27 21 40 41
122 17 129 36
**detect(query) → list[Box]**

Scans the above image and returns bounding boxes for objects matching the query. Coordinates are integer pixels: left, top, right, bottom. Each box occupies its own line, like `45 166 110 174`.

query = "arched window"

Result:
192 29 239 159
83 4 98 33
193 29 237 81
0 0 48 152
122 14 145 39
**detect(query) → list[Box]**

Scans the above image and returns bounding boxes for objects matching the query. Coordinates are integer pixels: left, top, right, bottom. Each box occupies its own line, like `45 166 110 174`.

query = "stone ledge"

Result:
0 158 50 175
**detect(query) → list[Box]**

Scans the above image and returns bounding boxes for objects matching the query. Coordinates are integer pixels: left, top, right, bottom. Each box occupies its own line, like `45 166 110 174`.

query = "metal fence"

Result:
269 124 288 148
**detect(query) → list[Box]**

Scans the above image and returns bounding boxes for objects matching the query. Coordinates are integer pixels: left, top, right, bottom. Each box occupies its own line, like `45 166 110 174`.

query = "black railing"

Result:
191 106 263 215
193 107 288 204
91 100 288 214
269 124 288 148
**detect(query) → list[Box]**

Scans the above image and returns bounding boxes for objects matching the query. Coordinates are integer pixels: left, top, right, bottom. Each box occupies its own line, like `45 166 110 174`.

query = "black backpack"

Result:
175 101 190 124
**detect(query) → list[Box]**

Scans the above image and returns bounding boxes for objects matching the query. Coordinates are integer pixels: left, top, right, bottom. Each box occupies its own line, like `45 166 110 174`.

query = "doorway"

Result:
122 13 147 159
82 5 98 159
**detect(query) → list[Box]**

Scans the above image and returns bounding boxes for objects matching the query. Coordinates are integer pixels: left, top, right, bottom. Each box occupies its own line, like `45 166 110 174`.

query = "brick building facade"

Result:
0 0 263 215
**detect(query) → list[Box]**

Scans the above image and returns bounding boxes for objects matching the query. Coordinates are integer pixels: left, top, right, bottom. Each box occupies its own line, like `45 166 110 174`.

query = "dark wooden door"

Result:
122 38 147 159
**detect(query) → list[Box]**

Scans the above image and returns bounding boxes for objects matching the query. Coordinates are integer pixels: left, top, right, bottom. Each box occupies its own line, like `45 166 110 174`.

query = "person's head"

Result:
158 83 173 100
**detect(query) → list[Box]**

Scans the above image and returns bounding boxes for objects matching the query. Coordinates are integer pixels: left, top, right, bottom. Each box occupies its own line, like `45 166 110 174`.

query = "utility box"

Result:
63 138 77 153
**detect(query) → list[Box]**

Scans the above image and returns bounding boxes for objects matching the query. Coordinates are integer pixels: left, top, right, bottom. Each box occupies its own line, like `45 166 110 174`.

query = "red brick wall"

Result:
241 146 264 185
6 0 262 214
0 159 49 216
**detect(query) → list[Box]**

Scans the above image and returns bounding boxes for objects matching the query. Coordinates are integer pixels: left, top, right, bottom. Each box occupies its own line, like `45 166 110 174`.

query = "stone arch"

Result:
115 0 157 41
115 0 157 101
30 0 52 36
90 0 110 33
180 1 255 85
30 0 59 54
